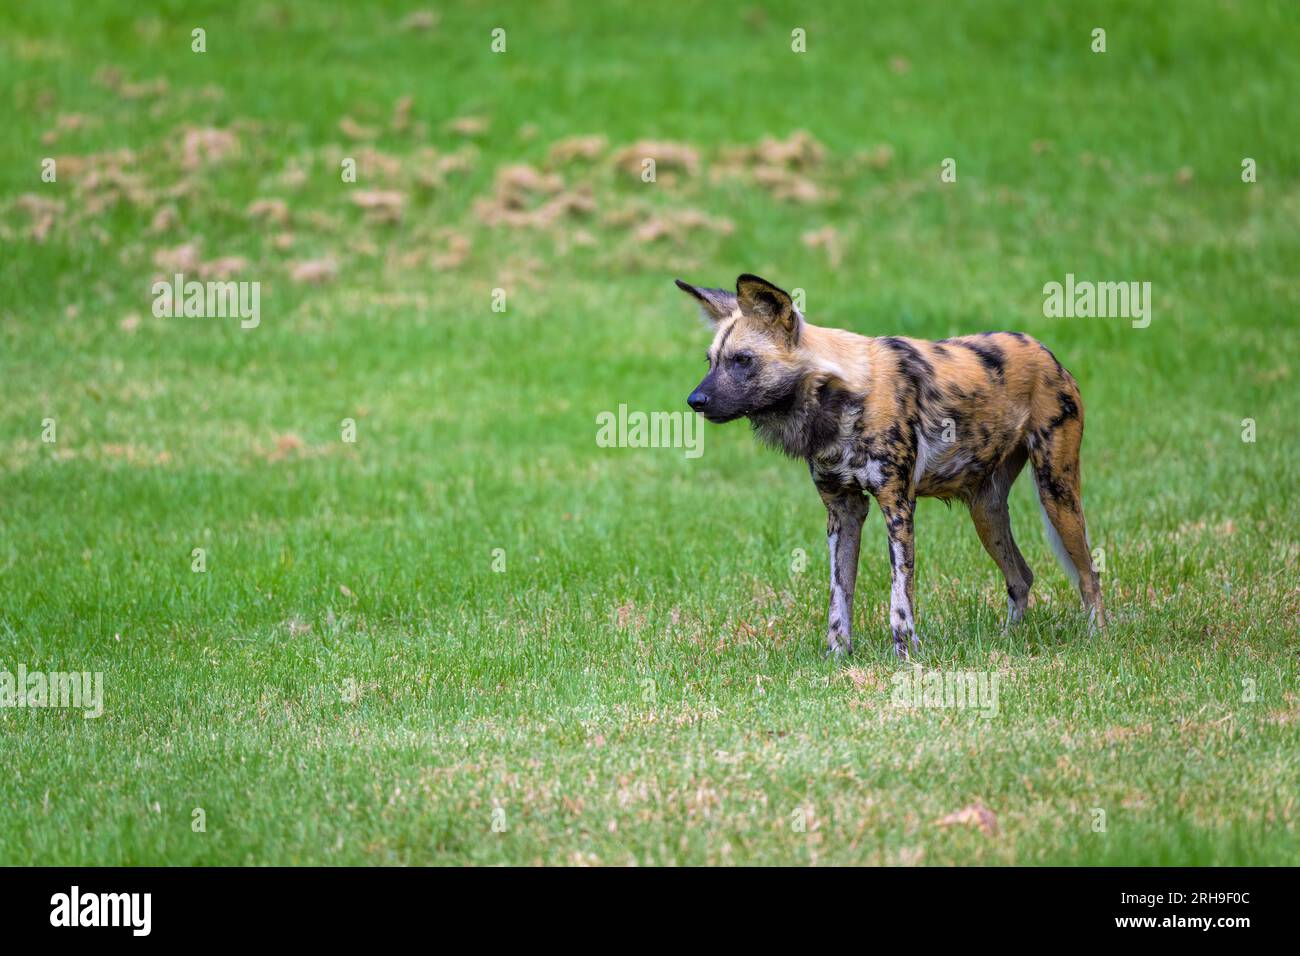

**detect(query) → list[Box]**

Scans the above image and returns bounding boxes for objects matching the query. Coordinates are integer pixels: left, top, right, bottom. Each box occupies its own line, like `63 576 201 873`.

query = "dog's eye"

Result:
732 352 753 368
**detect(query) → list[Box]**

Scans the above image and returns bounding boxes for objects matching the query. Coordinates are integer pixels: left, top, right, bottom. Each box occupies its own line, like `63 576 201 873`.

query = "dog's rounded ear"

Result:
675 279 737 325
736 274 799 343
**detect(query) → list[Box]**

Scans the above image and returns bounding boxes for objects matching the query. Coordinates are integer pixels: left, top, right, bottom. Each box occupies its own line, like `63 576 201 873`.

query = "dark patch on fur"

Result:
713 322 736 360
879 337 942 409
956 339 1006 378
1046 390 1079 431
753 376 862 460
804 381 854 452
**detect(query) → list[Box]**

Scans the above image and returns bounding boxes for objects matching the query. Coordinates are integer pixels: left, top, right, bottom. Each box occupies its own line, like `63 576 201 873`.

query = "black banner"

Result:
0 866 1283 943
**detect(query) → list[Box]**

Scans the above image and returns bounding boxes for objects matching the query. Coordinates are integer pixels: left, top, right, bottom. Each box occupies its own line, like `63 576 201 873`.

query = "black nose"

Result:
687 391 709 412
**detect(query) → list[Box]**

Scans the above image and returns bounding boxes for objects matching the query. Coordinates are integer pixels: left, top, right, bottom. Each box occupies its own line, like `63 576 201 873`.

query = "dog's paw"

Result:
825 633 853 659
892 627 921 660
1004 599 1026 630
1086 605 1106 637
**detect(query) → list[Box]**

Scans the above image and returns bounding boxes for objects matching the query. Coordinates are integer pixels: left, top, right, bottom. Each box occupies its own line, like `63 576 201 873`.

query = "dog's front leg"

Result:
820 489 868 657
876 486 920 659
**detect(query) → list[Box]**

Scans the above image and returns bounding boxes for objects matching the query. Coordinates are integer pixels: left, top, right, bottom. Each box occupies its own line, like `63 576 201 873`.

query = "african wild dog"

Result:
678 274 1104 658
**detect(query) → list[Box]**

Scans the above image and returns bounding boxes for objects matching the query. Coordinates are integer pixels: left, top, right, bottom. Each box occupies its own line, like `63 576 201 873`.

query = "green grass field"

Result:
1 1 1297 865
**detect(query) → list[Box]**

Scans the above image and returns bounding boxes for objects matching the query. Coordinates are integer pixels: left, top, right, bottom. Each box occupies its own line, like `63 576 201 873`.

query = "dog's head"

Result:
677 274 806 424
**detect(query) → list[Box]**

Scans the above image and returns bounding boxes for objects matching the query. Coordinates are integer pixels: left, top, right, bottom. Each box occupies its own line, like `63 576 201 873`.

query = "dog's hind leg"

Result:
1027 420 1105 630
968 446 1034 627
819 488 869 657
